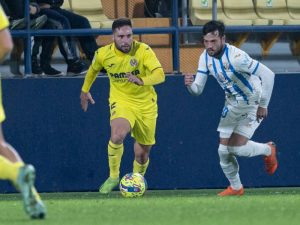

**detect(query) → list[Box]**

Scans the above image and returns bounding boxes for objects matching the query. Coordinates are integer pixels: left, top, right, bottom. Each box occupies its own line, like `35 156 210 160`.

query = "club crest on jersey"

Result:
223 62 230 71
130 58 138 67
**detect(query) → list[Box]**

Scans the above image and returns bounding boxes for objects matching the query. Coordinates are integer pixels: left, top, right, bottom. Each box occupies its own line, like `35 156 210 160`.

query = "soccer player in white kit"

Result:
184 20 278 196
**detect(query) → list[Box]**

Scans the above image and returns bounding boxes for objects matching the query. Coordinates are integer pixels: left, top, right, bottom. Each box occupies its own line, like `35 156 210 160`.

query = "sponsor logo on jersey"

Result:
109 69 140 79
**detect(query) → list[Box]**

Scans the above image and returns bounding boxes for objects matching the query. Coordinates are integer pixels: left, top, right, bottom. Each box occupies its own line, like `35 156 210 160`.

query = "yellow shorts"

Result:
109 100 158 145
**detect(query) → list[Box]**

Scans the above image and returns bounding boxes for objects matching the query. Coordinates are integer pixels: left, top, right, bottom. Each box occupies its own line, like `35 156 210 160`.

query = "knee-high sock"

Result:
108 140 124 179
218 144 242 190
0 156 23 183
133 159 149 176
227 141 271 157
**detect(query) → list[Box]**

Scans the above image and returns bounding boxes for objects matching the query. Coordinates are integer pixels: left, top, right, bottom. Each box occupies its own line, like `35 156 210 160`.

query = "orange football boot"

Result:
218 186 244 196
264 142 278 175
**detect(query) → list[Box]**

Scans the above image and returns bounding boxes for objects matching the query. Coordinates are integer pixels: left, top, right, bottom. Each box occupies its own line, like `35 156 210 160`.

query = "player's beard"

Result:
116 43 131 53
208 44 225 58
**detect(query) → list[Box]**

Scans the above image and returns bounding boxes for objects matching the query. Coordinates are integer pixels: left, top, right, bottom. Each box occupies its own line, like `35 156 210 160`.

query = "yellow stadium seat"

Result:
286 0 300 19
189 0 252 26
71 0 113 28
221 0 269 25
254 0 300 25
286 0 300 56
189 0 252 47
253 0 300 55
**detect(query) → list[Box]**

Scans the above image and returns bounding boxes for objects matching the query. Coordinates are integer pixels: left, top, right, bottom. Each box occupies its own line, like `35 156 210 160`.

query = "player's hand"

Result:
184 73 194 86
256 106 268 122
127 73 144 86
80 91 95 112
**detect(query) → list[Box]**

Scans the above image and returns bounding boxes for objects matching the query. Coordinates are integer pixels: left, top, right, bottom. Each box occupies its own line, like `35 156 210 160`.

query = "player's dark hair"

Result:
202 20 225 37
112 18 132 32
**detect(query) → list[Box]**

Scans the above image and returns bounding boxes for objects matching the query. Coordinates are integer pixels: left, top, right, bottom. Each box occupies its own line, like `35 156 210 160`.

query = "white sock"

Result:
218 144 243 190
228 141 271 157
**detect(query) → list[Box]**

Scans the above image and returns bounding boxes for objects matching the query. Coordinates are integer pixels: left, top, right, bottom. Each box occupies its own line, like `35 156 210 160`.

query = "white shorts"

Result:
217 100 261 139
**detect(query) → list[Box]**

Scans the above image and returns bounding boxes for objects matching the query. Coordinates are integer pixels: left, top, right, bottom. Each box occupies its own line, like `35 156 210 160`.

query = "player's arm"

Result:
80 51 103 112
233 50 275 120
255 63 275 109
185 52 208 96
233 51 275 108
254 63 275 121
128 67 164 86
80 66 98 112
81 66 99 93
185 72 208 96
140 67 165 86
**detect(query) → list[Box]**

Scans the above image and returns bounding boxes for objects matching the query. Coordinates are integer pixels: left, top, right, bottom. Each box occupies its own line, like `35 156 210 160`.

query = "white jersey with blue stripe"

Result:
198 44 262 103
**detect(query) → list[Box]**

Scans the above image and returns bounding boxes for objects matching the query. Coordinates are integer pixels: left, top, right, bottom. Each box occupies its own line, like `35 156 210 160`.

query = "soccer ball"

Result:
119 173 147 198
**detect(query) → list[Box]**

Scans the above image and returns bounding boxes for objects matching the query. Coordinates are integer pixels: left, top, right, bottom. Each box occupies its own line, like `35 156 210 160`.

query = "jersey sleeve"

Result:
142 45 162 72
254 63 275 108
140 44 165 85
91 48 104 72
232 49 259 75
187 52 208 95
81 48 102 93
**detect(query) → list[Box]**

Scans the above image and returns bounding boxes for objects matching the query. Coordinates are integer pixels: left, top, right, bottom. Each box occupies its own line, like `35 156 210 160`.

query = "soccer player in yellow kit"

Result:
0 5 46 218
80 18 165 194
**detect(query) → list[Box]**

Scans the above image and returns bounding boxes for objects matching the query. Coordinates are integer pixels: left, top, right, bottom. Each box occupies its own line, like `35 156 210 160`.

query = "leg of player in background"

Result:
218 133 278 196
133 142 151 176
227 133 278 175
99 118 130 194
218 140 243 197
218 135 244 196
0 125 46 218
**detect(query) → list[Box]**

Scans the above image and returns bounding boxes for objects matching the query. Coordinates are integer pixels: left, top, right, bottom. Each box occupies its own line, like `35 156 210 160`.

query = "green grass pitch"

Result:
1 188 300 225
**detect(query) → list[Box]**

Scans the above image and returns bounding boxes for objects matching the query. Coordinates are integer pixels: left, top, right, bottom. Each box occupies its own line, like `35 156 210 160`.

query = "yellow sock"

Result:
0 156 23 183
108 140 124 179
133 159 149 176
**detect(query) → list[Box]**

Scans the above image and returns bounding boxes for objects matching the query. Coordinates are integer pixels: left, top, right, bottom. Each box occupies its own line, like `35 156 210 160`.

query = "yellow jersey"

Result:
82 41 164 105
0 5 9 30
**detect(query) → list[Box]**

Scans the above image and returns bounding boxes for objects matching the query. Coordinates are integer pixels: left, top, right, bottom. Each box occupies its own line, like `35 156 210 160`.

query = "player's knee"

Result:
110 132 126 144
110 135 124 144
135 154 149 164
227 145 236 154
227 145 249 157
218 144 229 161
